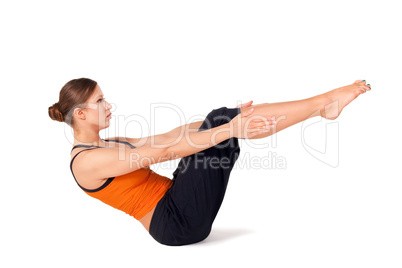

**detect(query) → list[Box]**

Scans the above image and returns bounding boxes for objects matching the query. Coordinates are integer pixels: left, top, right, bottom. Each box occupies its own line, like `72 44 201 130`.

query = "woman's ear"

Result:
73 107 86 121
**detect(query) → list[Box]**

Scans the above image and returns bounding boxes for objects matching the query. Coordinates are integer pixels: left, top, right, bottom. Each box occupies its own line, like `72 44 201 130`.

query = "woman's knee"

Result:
199 107 229 131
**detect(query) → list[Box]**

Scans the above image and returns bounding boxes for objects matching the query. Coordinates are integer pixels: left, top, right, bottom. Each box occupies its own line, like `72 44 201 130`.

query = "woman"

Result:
48 78 371 246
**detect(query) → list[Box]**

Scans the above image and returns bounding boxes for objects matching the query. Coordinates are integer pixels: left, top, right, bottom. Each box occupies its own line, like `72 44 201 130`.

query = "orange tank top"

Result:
70 142 173 220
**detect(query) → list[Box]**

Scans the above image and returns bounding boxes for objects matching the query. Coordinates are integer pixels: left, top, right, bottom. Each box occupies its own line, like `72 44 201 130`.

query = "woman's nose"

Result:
106 101 112 110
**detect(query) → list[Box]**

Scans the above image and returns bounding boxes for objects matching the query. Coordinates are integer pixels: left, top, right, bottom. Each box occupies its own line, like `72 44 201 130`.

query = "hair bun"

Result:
48 102 64 122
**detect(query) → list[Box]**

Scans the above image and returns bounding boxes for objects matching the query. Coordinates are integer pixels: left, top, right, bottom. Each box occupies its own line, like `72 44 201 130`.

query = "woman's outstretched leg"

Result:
241 80 371 139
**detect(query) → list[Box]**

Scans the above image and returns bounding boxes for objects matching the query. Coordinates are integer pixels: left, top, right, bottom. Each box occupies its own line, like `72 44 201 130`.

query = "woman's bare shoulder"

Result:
105 136 142 147
106 133 170 148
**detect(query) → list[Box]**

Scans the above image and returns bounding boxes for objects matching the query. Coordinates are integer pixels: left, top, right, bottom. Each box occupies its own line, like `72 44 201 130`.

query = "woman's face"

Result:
81 85 112 130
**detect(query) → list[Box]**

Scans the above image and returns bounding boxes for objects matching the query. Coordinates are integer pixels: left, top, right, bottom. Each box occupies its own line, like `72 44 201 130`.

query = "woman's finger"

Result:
248 128 270 137
251 118 276 126
252 121 274 128
236 100 253 108
249 123 272 132
242 108 254 117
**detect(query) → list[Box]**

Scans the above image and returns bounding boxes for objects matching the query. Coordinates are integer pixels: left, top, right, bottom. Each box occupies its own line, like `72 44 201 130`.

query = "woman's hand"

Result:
230 108 275 139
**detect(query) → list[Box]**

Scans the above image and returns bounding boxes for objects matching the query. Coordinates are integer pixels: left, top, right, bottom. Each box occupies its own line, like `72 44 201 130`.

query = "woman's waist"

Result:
138 206 157 232
131 176 172 219
137 174 173 231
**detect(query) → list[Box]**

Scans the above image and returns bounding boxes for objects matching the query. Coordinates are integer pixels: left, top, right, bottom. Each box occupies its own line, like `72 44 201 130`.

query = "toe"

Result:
354 80 366 85
359 85 370 93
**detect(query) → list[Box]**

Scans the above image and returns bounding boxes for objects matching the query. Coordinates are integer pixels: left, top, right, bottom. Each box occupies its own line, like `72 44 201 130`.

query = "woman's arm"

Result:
78 122 233 180
154 120 204 146
107 120 204 148
76 108 269 180
164 122 232 161
109 102 255 148
158 108 271 161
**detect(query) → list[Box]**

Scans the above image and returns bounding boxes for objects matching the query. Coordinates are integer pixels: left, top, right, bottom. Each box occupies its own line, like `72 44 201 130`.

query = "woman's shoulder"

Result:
104 136 139 148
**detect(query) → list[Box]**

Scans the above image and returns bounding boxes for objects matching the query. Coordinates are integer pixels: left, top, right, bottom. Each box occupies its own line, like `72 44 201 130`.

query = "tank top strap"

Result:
70 145 110 192
71 144 103 152
69 141 134 192
103 139 136 149
70 146 102 174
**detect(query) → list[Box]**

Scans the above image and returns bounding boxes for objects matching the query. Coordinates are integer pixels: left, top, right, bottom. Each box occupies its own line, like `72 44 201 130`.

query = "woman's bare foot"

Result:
319 80 371 120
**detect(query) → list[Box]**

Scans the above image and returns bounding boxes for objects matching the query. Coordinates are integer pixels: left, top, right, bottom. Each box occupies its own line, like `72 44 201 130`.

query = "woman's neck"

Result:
73 129 103 146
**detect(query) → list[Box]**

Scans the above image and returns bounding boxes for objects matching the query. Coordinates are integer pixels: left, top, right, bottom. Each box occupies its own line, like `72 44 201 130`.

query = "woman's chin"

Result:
99 122 111 130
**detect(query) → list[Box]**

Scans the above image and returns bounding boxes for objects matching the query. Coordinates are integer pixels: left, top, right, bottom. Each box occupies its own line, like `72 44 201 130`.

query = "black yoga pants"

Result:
149 106 242 246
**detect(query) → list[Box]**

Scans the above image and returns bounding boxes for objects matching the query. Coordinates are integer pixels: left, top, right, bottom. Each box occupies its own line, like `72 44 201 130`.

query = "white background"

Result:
1 0 401 267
